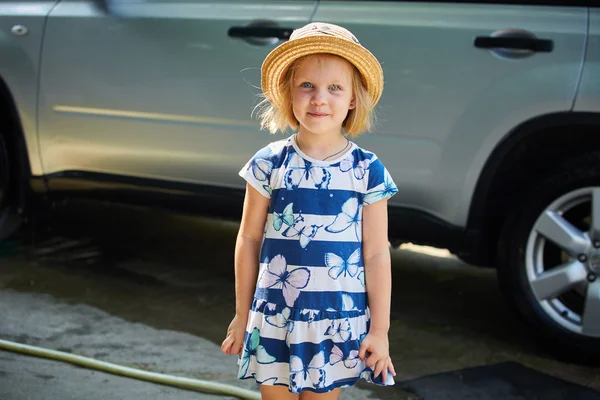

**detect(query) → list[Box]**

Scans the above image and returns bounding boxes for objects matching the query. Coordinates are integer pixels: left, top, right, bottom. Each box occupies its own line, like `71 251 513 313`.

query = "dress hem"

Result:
238 370 394 394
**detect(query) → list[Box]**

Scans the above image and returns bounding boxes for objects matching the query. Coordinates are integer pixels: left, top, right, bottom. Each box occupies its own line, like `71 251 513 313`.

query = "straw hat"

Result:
261 22 383 110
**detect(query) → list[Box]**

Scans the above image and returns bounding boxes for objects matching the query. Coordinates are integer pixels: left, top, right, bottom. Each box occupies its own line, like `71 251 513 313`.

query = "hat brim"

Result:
261 35 383 110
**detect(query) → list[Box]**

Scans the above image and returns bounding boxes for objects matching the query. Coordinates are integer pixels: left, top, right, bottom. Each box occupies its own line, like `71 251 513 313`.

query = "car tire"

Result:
0 133 21 241
497 152 600 365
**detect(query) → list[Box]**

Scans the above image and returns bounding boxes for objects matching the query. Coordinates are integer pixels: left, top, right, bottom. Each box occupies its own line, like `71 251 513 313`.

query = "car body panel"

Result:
574 8 599 112
314 1 587 226
36 0 314 186
0 0 58 176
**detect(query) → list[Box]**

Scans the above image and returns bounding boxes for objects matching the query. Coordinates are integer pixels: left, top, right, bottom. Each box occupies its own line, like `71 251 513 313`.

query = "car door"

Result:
574 7 599 112
313 0 587 227
37 0 315 187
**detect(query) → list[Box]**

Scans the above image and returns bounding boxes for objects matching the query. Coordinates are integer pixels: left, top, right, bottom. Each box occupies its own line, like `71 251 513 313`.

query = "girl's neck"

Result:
295 130 349 161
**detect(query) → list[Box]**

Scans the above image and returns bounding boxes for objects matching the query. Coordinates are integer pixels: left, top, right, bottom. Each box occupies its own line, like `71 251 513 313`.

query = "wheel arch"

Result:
0 74 37 211
463 111 600 266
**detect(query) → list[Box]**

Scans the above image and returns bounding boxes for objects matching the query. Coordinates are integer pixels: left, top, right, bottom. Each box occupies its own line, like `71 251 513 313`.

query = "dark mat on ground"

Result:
396 362 600 400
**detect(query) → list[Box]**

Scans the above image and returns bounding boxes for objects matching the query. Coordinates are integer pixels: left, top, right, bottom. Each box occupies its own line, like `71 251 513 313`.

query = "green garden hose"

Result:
0 339 261 400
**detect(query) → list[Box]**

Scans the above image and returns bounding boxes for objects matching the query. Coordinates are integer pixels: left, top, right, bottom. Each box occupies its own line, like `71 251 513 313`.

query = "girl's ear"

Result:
349 96 356 110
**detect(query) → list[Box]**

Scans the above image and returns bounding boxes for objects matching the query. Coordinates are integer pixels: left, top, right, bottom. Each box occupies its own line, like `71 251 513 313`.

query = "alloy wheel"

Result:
526 186 600 337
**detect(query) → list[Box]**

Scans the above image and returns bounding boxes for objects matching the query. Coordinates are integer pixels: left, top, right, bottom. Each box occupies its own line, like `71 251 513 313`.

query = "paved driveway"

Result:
0 200 598 399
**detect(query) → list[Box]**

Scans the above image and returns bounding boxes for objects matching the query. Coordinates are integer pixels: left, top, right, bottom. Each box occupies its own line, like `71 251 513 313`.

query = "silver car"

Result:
0 0 598 363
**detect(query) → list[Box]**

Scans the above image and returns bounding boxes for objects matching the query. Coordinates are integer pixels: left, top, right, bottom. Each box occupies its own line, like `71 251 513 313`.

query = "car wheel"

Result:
497 152 600 364
0 133 21 241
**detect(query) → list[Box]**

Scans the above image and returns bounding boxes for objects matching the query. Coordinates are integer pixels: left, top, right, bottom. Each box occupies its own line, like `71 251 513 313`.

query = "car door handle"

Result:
228 26 293 40
474 36 554 53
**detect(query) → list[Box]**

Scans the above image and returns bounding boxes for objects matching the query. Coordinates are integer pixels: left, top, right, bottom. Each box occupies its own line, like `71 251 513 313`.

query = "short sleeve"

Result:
363 158 398 205
238 146 275 199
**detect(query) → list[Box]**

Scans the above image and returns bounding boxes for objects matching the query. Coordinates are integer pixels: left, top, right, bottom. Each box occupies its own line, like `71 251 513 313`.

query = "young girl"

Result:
221 22 398 399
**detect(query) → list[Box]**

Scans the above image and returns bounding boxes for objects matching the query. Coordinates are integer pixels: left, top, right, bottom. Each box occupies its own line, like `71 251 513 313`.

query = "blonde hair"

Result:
255 54 376 137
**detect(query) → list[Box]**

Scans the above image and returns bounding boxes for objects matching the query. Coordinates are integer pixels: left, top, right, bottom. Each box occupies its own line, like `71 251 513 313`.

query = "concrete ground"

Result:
0 199 598 399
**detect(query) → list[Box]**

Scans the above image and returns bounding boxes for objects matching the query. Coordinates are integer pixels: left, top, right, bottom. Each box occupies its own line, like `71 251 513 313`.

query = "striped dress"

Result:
237 134 398 394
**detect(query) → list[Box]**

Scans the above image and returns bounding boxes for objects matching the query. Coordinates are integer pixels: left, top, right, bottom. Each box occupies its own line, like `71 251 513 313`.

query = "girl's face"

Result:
290 55 356 138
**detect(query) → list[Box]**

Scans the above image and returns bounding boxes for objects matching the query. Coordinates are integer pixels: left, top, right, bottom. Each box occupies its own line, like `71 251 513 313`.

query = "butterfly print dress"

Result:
237 134 398 394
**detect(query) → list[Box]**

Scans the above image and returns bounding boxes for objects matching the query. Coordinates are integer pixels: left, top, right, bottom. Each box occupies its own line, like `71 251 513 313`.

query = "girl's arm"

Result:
235 183 270 316
358 198 396 381
222 183 270 355
363 198 392 334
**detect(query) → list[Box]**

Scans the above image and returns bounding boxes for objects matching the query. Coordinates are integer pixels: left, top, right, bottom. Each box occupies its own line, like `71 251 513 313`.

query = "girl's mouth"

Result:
308 112 329 118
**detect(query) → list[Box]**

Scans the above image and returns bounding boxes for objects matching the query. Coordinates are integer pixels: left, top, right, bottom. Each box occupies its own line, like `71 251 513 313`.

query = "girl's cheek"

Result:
295 92 311 103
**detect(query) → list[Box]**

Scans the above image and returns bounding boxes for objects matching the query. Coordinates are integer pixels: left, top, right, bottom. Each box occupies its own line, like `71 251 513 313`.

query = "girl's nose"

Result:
310 89 327 106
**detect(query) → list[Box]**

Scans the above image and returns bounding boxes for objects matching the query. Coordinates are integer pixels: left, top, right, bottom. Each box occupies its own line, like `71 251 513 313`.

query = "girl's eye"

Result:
301 82 313 88
330 84 341 91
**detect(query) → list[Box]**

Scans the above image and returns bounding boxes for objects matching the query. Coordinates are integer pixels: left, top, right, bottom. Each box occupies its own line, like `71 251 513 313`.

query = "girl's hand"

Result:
358 331 397 383
221 314 247 356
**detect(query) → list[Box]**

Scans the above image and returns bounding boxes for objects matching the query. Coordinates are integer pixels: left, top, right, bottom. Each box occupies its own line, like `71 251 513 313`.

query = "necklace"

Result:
294 135 350 161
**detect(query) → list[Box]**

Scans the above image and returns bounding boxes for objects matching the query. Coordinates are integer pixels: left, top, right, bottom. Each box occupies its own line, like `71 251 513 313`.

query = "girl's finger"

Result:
389 358 397 377
233 341 243 355
381 361 388 384
373 359 384 379
220 335 230 350
365 353 378 369
221 336 232 354
358 342 368 361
